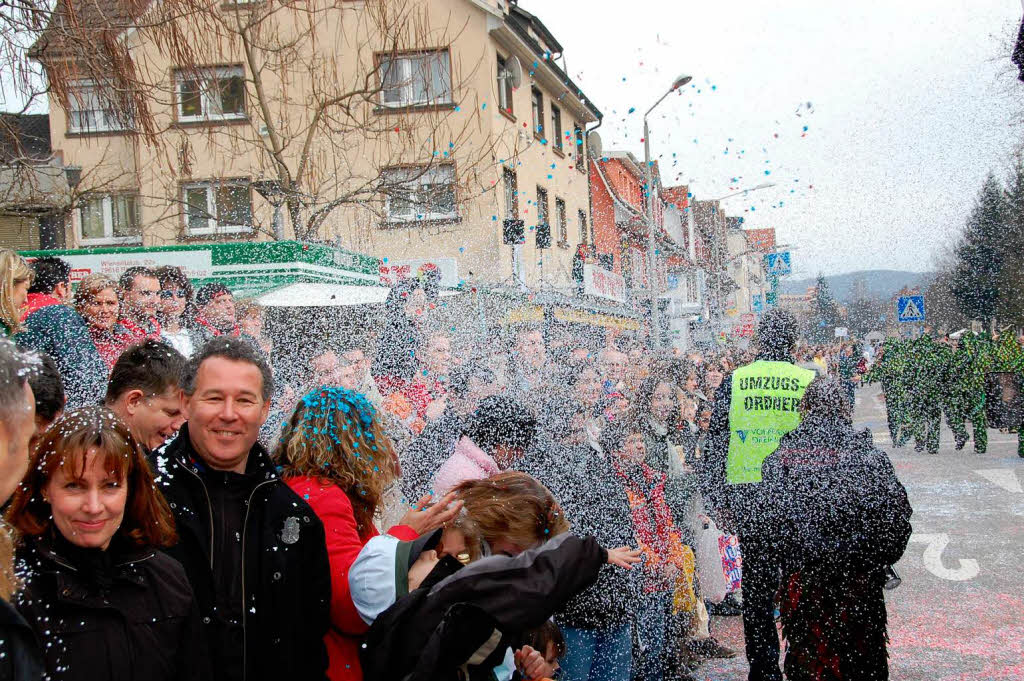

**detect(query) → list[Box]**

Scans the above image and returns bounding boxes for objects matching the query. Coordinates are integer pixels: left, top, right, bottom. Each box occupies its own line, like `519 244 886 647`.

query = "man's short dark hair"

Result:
27 257 71 295
119 266 156 291
106 340 187 404
26 353 65 423
756 308 799 355
447 362 496 398
183 336 274 401
195 283 233 308
467 396 537 453
0 339 31 420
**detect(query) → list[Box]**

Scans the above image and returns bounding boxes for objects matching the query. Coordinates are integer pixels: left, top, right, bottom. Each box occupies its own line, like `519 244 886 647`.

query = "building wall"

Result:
0 214 41 249
48 0 594 290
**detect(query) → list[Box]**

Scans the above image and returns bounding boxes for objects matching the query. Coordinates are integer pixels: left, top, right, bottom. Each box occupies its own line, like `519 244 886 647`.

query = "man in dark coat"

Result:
17 256 107 409
762 378 912 681
151 337 331 681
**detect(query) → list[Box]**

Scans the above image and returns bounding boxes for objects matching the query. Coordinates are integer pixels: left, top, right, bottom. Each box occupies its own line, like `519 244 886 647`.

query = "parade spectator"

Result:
358 472 640 681
6 406 211 681
0 339 42 681
152 337 331 681
701 360 726 403
18 256 108 408
431 395 538 493
763 379 912 681
373 279 430 388
105 340 187 452
604 422 697 681
0 249 32 337
507 326 560 405
338 339 385 407
276 385 461 681
237 299 273 358
74 273 133 370
597 347 630 395
155 265 199 358
117 266 162 341
400 362 498 501
25 353 65 451
193 283 242 342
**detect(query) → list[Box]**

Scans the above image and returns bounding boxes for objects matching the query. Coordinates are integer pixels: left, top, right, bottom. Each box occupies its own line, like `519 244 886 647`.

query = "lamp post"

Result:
644 73 692 350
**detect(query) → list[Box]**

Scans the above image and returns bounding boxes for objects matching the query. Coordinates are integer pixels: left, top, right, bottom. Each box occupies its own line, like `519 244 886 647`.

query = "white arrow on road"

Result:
909 534 979 581
974 469 1023 494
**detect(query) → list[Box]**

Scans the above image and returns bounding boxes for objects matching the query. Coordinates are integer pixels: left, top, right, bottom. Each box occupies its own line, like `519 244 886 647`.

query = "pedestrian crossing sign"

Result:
897 295 925 323
763 252 792 276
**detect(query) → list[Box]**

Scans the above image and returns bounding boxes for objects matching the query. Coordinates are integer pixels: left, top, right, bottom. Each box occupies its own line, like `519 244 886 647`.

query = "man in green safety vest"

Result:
699 309 814 681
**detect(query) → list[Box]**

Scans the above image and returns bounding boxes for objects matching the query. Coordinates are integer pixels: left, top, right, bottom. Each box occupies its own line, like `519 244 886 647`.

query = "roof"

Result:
0 114 51 163
30 0 150 60
503 4 602 121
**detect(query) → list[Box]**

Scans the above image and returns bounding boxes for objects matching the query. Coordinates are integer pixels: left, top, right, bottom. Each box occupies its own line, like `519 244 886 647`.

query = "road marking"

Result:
974 469 1023 494
909 533 979 581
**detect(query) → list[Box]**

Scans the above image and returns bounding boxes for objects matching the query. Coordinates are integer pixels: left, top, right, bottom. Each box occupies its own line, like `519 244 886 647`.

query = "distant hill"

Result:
779 270 934 303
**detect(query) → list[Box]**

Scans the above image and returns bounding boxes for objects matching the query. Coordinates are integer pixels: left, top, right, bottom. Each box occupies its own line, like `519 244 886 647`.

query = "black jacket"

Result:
518 437 641 631
14 534 209 681
0 598 42 681
360 533 608 681
17 303 107 409
400 410 466 501
762 416 913 575
151 426 331 681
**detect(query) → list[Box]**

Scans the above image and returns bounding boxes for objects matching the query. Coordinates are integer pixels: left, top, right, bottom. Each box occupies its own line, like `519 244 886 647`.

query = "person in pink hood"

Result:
431 395 538 493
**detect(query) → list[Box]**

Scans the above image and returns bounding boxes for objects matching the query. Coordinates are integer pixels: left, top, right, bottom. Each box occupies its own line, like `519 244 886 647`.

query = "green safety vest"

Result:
726 360 816 485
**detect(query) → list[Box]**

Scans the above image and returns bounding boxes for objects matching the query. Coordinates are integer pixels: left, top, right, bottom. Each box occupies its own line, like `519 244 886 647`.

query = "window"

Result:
531 88 544 138
379 51 452 108
551 105 563 151
176 66 245 123
497 55 514 115
556 198 567 246
574 124 585 171
182 181 252 235
78 194 141 243
67 82 132 133
578 209 588 245
503 167 518 218
535 186 549 248
382 164 457 222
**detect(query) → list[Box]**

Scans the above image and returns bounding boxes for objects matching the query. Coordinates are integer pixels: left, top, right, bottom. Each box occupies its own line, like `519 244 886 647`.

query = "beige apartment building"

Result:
38 0 599 290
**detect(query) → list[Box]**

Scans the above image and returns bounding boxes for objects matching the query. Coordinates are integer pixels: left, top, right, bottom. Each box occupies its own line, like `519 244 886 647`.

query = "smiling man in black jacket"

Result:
152 337 331 681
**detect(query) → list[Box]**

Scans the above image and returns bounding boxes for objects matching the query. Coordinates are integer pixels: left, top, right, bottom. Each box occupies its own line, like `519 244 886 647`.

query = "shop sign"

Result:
554 307 642 331
506 305 545 324
379 257 460 288
583 263 626 303
36 250 215 282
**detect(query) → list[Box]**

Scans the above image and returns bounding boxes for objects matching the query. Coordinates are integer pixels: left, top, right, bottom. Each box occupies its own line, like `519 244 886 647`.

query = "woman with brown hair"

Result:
275 385 460 681
154 266 199 358
73 273 133 369
355 471 641 681
0 249 32 337
5 406 210 681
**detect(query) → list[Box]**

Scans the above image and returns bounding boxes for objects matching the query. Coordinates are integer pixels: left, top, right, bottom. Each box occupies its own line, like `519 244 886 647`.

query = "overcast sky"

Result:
521 0 1024 278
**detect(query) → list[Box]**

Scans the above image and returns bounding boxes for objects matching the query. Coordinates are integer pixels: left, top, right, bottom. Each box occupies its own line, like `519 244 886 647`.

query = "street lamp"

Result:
644 73 691 350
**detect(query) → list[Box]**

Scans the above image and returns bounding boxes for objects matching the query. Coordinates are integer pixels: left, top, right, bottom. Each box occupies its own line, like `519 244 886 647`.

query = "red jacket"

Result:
284 476 417 681
20 292 61 321
88 324 135 370
614 460 685 593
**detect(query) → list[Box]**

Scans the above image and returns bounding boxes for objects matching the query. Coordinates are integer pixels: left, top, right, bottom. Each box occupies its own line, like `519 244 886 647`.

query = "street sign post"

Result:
763 251 792 277
897 295 926 323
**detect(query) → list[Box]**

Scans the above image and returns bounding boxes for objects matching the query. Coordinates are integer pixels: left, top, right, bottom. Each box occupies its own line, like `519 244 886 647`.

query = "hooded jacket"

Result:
151 425 332 681
430 435 500 494
14 533 209 681
359 533 608 681
16 294 107 409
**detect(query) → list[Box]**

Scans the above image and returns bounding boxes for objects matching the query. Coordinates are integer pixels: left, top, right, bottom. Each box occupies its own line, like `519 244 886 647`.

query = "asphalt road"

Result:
700 382 1024 680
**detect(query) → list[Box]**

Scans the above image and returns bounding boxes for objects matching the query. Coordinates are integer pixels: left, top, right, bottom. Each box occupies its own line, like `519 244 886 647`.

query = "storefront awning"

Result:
256 283 391 307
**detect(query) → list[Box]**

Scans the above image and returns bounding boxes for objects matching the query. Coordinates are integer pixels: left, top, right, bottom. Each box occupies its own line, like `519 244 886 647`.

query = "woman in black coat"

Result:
5 407 210 681
762 379 913 681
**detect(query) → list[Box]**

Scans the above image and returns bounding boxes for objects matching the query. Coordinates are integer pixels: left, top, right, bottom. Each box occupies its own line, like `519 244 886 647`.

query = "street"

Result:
702 382 1024 680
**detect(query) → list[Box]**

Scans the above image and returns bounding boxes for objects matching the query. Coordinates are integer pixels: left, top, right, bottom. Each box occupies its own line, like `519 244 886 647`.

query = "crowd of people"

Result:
0 247 913 681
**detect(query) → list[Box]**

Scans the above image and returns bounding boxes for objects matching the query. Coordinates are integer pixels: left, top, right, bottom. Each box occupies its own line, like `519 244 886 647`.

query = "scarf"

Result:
194 314 239 337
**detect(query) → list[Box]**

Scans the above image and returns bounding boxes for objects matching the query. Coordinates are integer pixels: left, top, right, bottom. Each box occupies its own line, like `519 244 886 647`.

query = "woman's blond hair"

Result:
275 386 397 535
0 249 33 333
451 471 570 561
73 272 118 316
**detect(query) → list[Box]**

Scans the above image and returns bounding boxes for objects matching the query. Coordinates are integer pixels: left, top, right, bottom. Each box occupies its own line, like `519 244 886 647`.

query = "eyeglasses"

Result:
159 289 186 299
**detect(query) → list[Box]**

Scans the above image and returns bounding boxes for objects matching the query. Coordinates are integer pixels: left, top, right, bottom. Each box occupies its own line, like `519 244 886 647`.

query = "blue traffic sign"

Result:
896 295 925 323
764 252 792 276
752 294 764 313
